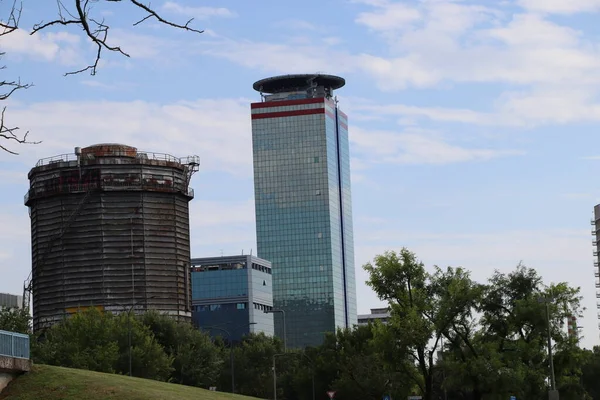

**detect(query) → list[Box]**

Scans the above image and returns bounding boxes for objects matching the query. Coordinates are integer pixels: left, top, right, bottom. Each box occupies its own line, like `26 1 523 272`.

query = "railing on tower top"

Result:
34 151 197 168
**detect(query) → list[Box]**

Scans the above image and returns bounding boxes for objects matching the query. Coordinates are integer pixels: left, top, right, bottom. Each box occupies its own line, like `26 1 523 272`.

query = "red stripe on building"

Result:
325 110 335 119
251 97 325 109
340 122 348 130
338 110 348 120
251 108 325 120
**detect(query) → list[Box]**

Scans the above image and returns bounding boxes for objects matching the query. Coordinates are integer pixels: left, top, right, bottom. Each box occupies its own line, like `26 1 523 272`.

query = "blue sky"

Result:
2 0 600 347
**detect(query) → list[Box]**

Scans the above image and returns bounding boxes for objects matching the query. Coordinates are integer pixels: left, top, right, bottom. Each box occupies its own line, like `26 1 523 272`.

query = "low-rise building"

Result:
191 255 274 343
357 307 391 326
0 293 23 310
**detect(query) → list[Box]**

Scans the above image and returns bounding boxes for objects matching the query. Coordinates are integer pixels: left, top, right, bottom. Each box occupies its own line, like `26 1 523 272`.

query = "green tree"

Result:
438 264 585 400
141 311 221 387
0 307 31 334
363 248 482 400
33 308 119 373
33 308 172 381
327 324 413 400
111 312 173 381
223 332 282 398
581 347 600 399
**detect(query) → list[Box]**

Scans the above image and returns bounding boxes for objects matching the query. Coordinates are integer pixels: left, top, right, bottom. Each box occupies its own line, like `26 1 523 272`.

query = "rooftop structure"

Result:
357 307 391 326
253 74 345 103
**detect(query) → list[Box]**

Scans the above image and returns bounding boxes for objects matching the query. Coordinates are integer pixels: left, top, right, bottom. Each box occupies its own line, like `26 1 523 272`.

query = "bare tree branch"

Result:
0 1 36 154
0 107 40 155
30 0 203 76
0 0 203 153
129 0 203 33
0 0 21 36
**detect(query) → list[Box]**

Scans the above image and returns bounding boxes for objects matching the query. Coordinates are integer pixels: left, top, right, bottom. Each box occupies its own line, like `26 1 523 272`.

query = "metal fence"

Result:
0 330 30 359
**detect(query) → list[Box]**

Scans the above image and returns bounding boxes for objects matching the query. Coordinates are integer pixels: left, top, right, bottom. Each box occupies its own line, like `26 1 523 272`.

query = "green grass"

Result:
1 364 259 400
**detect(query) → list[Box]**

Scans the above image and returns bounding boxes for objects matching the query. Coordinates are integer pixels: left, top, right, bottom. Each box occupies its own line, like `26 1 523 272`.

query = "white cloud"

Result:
350 1 600 90
356 2 421 33
191 198 255 227
0 29 82 65
346 82 600 127
109 29 180 60
518 0 600 14
194 1 600 97
274 19 322 32
6 98 254 175
162 2 236 19
350 126 523 165
202 39 355 75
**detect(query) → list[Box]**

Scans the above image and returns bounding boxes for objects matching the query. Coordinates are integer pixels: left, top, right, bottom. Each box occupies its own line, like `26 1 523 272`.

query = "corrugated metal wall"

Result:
26 145 196 331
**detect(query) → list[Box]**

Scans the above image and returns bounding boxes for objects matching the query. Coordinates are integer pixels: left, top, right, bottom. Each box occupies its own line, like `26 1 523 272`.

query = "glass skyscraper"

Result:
251 74 357 348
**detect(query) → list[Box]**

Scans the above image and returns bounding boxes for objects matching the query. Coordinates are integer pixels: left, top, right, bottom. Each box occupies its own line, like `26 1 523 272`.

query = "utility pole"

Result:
273 355 277 400
538 295 559 400
205 322 256 393
545 300 557 391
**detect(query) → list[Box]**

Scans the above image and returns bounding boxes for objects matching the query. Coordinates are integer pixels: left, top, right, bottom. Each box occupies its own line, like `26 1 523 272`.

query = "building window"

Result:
236 303 246 310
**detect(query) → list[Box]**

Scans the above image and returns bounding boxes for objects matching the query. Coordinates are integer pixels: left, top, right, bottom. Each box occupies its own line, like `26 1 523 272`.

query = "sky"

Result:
1 0 600 348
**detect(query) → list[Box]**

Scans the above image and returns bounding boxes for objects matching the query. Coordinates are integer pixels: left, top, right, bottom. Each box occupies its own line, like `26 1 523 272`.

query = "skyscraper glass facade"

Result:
251 75 357 348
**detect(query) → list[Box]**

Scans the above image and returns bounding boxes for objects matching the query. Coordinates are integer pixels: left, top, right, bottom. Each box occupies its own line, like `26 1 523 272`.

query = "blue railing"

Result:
0 330 30 359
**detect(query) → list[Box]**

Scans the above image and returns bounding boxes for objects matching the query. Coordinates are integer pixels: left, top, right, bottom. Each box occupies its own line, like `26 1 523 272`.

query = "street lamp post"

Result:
206 322 257 393
264 309 286 351
272 352 289 400
301 352 316 400
108 296 154 377
538 296 558 399
271 352 315 400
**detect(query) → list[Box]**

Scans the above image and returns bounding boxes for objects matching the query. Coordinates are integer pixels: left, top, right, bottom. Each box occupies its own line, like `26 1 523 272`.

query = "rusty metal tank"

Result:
24 144 199 330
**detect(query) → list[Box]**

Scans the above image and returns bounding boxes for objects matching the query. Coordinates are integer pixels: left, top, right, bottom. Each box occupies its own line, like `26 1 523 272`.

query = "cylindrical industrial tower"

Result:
24 144 200 331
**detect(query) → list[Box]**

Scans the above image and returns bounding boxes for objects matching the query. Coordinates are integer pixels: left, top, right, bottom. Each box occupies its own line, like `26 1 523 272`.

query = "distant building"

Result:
592 205 600 332
0 293 23 310
357 308 391 326
191 255 274 343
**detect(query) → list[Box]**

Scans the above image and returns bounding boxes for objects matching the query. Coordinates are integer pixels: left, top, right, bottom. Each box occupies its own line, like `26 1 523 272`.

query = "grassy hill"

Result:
1 364 258 400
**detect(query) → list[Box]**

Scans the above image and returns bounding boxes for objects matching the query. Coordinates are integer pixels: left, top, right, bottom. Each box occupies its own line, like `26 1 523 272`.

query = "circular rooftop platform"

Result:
253 74 345 94
81 143 138 158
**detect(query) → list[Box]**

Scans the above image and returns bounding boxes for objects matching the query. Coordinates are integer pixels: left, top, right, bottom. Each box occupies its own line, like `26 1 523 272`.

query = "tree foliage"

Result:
222 332 283 398
141 311 221 387
364 248 482 400
33 308 172 380
0 306 31 334
363 249 586 400
326 325 413 400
